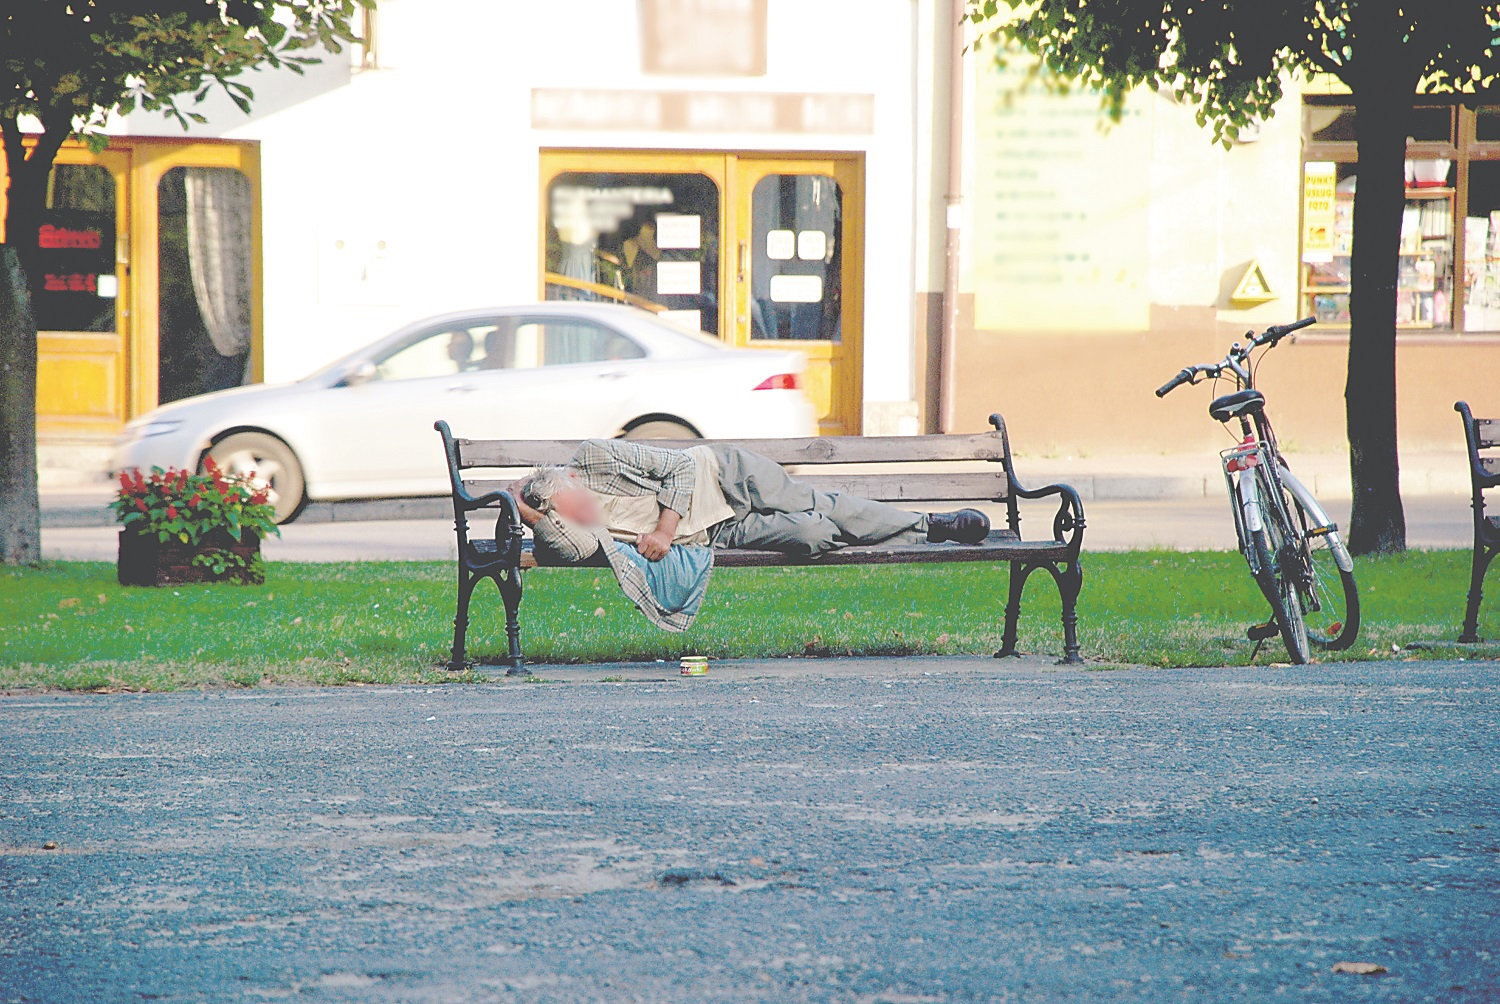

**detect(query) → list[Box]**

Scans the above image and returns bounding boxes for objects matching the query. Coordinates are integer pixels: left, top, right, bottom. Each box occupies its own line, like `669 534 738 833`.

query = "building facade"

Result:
11 0 1497 474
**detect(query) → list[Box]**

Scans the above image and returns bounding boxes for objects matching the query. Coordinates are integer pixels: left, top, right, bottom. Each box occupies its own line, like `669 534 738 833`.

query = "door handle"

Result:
446 384 479 393
598 371 627 380
737 240 748 282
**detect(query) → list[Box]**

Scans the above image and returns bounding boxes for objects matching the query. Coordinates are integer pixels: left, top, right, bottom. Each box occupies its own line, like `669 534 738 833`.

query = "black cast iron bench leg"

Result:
1460 541 1496 643
498 567 526 670
995 558 1084 665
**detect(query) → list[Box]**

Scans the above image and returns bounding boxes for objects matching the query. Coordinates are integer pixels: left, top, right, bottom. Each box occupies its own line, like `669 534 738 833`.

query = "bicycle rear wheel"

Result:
1285 489 1360 650
1247 469 1310 664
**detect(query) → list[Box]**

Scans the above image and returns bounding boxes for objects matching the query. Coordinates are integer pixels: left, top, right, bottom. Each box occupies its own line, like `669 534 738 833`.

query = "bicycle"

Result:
1156 317 1359 664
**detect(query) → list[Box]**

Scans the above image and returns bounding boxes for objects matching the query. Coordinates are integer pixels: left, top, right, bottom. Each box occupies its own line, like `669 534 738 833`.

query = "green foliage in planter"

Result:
110 457 281 546
190 548 266 585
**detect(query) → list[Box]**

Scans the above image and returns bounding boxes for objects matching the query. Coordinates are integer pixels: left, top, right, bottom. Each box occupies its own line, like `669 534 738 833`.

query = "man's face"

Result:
550 481 600 525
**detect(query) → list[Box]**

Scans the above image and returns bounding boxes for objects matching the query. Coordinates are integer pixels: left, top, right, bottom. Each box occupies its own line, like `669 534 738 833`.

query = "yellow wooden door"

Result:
35 148 131 440
732 155 863 435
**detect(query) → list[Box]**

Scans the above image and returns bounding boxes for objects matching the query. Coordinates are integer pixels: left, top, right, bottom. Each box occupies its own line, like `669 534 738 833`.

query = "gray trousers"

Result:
709 445 923 557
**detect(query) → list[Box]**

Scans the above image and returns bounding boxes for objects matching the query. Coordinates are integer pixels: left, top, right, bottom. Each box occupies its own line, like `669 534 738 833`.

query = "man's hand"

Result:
512 492 543 527
635 528 673 562
636 506 682 561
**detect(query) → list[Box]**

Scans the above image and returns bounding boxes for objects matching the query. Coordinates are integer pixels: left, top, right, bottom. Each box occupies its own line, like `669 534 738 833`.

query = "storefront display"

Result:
1301 100 1500 333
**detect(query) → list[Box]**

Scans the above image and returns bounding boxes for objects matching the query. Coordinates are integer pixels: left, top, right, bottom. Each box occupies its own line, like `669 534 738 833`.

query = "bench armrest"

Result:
988 413 1085 554
1010 478 1086 554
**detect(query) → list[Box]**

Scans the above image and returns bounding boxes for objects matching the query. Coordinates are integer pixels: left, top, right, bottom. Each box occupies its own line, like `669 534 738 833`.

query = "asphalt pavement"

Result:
3 657 1497 1002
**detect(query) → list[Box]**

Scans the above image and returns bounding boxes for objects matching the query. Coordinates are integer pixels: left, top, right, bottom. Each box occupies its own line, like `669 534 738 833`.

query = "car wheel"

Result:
622 420 698 441
203 432 306 524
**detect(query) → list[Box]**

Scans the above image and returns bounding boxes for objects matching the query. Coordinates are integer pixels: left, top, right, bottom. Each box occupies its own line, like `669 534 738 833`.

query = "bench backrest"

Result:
1457 401 1500 489
451 431 1014 504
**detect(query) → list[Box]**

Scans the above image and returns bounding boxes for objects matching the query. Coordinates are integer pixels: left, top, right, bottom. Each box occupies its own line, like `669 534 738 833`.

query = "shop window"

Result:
157 167 253 403
1303 104 1453 145
34 164 116 333
1298 99 1500 333
1478 108 1500 143
1464 160 1500 331
544 172 720 336
749 173 842 342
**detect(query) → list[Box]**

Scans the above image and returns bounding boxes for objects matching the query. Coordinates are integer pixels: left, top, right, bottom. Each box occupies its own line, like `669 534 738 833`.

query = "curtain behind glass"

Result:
183 168 253 359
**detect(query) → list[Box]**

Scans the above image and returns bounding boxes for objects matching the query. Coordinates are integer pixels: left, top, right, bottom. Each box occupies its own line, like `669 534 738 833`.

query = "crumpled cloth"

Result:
591 528 714 632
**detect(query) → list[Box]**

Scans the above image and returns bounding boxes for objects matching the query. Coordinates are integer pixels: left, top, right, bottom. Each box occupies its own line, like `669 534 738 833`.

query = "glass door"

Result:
733 156 862 435
538 150 864 435
34 149 131 439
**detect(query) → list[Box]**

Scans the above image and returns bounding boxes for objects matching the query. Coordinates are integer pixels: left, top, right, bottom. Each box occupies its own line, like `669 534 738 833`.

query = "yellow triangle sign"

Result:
1230 259 1277 307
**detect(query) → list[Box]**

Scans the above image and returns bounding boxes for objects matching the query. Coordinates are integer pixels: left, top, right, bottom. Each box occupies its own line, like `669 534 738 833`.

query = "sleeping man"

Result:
510 439 989 631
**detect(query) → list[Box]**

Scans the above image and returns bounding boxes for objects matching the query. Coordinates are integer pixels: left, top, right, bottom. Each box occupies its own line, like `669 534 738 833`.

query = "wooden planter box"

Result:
117 528 263 587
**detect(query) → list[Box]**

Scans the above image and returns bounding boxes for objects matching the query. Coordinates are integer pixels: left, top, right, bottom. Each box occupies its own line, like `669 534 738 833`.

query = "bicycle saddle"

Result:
1209 389 1265 422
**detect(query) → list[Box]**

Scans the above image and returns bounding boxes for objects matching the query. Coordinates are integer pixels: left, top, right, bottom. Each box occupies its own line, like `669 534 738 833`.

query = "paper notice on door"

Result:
655 213 701 250
658 309 702 332
796 230 827 260
769 274 823 303
766 229 795 260
655 261 701 296
96 274 119 299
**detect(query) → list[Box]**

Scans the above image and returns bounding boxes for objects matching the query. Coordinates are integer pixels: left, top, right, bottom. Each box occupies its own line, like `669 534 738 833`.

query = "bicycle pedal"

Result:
1246 622 1280 642
1305 523 1337 538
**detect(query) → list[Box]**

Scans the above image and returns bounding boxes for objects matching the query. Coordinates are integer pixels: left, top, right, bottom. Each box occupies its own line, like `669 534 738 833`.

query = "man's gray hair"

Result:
515 466 574 513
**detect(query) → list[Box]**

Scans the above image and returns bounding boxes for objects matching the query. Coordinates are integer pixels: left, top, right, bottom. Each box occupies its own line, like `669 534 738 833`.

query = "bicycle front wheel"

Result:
1248 468 1310 664
1285 489 1360 650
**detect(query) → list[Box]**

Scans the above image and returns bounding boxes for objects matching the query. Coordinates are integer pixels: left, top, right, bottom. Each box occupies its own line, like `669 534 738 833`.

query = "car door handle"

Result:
446 384 479 393
597 371 627 380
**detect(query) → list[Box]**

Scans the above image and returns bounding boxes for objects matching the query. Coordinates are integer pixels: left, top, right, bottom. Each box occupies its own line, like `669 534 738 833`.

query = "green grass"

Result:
2 552 1497 691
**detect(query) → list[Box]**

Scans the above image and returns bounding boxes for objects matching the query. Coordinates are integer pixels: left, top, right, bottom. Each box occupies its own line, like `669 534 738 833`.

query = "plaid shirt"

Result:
531 439 697 564
528 439 711 631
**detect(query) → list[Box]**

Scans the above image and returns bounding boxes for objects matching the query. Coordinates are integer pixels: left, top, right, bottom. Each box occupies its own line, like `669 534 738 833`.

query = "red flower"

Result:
250 490 268 505
190 493 202 507
131 469 146 492
134 498 148 513
166 504 178 520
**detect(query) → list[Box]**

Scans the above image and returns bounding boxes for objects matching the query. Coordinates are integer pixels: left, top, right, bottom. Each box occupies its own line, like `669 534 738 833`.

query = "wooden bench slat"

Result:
464 471 1007 504
1481 456 1500 477
1477 418 1500 450
456 432 1010 469
503 531 1068 570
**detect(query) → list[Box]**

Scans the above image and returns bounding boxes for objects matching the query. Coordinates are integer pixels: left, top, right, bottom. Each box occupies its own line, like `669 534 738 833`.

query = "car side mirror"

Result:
343 360 378 387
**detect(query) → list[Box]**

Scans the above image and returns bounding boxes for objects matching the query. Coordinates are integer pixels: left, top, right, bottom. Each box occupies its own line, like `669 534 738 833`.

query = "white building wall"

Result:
114 0 932 431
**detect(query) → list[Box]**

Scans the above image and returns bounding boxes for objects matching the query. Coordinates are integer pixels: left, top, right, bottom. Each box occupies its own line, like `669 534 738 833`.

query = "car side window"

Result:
477 318 645 370
374 323 495 381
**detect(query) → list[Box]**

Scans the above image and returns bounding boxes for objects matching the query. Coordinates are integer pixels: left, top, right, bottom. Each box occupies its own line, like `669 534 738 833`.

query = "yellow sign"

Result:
1302 161 1337 264
1229 259 1277 308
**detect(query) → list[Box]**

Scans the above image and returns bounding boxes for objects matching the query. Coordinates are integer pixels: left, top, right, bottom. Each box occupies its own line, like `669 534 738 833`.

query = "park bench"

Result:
433 415 1086 671
1456 401 1500 642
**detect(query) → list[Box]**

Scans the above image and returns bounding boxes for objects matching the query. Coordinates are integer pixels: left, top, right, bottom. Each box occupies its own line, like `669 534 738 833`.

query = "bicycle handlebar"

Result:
1258 316 1317 344
1155 368 1196 398
1155 317 1316 398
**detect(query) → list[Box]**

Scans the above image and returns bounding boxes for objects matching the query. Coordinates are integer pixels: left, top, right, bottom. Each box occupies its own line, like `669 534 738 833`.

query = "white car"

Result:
114 303 817 522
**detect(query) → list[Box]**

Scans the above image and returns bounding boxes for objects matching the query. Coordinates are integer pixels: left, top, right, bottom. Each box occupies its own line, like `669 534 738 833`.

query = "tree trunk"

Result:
1343 84 1410 555
0 244 40 565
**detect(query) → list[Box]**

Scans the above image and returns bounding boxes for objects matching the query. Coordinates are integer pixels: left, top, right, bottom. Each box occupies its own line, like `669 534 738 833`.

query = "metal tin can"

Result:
679 655 708 676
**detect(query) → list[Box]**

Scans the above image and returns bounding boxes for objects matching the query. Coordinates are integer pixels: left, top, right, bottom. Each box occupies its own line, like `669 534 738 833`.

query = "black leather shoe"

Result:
926 508 990 545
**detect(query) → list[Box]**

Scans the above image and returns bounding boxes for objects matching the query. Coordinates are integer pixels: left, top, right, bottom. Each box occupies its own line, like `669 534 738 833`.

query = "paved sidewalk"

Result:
2 658 1496 1002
